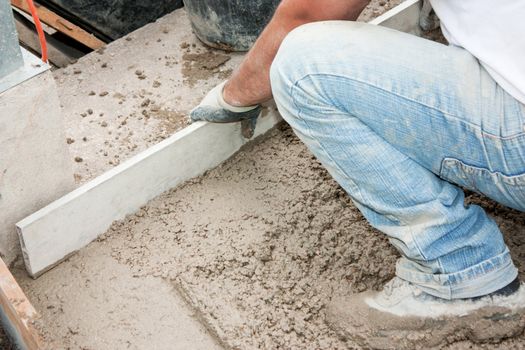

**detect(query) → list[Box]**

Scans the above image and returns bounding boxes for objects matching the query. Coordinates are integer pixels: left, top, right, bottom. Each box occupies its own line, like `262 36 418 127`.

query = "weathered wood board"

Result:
0 257 42 349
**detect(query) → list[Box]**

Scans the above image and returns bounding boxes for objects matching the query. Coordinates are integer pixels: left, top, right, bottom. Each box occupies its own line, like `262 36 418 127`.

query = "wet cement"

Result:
13 244 223 349
0 325 14 350
17 125 525 349
108 125 525 349
16 1 525 348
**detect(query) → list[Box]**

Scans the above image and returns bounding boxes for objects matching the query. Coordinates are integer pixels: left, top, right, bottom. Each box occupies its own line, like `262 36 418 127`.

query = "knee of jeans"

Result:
270 21 338 81
270 22 330 115
271 21 368 109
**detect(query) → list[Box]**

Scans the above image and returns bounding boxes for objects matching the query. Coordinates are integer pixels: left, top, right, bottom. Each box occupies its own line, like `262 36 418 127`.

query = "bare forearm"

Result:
223 0 370 106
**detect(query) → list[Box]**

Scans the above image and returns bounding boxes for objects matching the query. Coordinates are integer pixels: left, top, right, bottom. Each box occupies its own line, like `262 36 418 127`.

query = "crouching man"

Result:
191 0 525 347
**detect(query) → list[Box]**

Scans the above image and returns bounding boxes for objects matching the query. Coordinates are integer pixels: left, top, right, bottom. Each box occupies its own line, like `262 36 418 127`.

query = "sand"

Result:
16 125 525 349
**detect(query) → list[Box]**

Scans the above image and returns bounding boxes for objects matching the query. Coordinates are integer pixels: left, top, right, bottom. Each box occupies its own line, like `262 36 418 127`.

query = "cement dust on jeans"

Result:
100 125 525 349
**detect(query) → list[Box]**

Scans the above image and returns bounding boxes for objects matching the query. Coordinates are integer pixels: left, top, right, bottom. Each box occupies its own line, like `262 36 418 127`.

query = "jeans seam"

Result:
295 73 525 140
410 232 430 263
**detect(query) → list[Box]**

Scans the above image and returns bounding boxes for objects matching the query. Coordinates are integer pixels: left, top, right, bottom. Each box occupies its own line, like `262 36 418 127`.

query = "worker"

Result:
190 0 525 347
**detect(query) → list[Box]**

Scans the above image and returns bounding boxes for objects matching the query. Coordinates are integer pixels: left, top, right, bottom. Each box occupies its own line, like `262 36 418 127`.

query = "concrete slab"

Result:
53 1 415 186
0 70 74 265
53 9 245 184
0 256 42 350
13 241 223 350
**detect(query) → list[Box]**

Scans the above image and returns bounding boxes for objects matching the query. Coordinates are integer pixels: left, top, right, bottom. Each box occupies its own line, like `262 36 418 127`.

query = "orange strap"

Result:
25 0 48 63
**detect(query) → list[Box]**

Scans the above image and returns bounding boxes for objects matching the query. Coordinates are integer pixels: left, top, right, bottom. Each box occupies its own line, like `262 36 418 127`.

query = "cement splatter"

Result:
97 126 524 349
54 10 243 185
182 50 233 87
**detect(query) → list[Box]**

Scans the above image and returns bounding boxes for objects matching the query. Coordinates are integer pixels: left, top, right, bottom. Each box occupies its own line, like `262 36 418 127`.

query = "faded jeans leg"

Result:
270 21 524 299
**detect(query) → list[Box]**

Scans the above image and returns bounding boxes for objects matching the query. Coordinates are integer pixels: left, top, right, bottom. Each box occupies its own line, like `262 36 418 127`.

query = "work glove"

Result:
190 81 262 139
419 0 440 31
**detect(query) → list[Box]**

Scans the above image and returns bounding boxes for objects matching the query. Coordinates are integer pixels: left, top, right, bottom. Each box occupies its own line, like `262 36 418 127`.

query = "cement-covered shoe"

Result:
325 277 525 350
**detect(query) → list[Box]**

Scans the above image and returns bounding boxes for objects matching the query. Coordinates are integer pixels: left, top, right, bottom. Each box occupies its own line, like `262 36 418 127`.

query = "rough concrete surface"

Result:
55 9 243 184
15 126 525 349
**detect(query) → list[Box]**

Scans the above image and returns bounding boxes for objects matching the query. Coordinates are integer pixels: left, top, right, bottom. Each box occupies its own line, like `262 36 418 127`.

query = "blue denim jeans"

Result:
269 21 525 300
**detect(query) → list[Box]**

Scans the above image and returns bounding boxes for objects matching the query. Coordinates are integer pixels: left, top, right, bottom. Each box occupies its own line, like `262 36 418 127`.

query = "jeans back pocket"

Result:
439 157 525 212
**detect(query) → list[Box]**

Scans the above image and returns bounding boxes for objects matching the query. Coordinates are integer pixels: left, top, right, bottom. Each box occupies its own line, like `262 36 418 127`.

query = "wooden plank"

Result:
0 257 42 349
15 15 79 67
17 110 282 278
16 1 425 279
11 0 105 50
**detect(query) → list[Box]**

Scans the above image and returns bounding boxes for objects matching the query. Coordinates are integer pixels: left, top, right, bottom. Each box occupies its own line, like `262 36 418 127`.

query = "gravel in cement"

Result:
17 125 523 349
0 325 14 350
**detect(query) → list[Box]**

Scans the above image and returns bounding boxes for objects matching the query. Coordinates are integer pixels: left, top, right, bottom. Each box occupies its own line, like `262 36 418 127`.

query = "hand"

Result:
190 81 262 138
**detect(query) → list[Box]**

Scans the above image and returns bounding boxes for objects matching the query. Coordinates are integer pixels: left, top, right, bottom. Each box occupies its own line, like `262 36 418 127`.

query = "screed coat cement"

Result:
15 126 525 349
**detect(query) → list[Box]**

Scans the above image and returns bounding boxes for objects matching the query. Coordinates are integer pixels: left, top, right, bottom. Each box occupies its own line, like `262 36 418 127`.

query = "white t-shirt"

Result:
429 0 525 104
